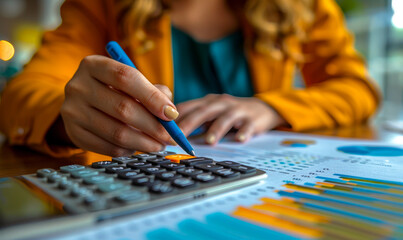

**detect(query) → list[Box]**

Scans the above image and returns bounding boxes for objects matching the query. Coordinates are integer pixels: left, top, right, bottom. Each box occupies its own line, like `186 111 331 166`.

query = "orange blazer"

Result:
0 0 380 157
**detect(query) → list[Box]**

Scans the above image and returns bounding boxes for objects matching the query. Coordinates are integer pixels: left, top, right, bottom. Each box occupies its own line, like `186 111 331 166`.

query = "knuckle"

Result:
80 56 92 67
111 126 128 145
219 94 233 102
144 89 163 106
115 99 132 120
64 80 79 96
113 65 131 86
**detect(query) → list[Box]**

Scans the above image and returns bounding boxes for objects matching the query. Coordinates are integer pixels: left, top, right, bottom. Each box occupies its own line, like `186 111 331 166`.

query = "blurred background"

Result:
0 0 402 123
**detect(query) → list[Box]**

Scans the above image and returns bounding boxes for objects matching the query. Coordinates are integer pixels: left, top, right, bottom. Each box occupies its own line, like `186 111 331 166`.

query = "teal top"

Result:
171 25 254 104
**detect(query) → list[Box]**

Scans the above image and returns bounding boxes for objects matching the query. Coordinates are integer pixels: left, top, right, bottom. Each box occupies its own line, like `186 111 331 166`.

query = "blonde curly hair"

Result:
116 0 314 60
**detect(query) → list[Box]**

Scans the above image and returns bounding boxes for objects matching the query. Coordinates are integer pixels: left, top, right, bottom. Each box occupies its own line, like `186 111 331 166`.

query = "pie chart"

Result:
337 146 403 157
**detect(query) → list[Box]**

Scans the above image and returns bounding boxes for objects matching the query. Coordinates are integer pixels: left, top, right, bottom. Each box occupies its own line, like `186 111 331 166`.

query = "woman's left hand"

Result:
176 94 286 144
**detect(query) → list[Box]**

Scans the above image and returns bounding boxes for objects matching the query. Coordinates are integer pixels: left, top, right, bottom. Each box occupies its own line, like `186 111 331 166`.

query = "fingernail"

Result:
237 134 246 142
164 105 179 120
206 134 216 144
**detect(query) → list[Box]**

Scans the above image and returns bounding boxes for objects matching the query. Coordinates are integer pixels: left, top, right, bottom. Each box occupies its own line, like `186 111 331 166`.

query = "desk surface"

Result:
0 121 401 178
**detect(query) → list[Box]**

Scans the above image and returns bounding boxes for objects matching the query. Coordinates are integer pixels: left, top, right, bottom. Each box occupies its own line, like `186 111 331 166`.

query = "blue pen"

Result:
106 41 195 156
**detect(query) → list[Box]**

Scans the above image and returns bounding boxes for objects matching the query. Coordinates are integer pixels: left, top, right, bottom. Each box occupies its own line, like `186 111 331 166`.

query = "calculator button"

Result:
132 176 155 187
141 167 166 175
180 157 214 166
71 169 99 178
193 173 220 183
112 156 138 164
172 178 197 188
146 158 171 165
105 166 131 174
164 154 196 163
212 169 240 179
194 164 223 171
70 186 92 197
91 161 117 169
60 165 85 173
149 182 173 194
216 161 240 168
47 174 67 183
115 190 149 203
83 175 114 185
160 163 186 171
149 151 176 157
127 161 152 169
83 195 107 211
117 171 144 180
98 182 130 193
36 168 56 178
58 179 78 190
176 168 203 177
155 171 182 181
133 154 157 161
230 165 256 174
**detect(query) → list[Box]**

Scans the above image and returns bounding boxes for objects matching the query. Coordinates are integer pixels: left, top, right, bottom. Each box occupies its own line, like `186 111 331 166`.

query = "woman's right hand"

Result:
60 55 178 156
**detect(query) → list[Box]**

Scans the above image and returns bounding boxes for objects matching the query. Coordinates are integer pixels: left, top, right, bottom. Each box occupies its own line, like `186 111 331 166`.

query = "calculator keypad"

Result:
24 152 265 214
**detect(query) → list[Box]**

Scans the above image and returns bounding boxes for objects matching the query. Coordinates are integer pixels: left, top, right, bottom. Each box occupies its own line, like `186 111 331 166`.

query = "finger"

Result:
66 124 134 157
85 79 174 145
78 106 166 152
82 55 178 121
204 110 244 145
176 94 217 120
154 84 173 101
177 101 228 136
235 120 256 143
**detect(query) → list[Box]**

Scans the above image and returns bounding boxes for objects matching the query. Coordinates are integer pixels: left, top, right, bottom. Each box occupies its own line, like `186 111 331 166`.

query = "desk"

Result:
0 121 401 178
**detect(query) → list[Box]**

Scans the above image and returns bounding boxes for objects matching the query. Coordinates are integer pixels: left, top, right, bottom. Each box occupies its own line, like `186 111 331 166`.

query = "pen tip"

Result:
190 150 196 156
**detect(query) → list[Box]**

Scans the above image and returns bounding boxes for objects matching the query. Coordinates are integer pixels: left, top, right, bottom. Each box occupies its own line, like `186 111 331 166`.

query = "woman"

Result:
0 0 380 157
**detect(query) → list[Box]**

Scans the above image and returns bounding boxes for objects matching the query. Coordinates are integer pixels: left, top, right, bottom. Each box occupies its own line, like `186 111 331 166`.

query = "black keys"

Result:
149 151 176 157
160 163 186 171
172 178 197 188
230 165 256 174
91 161 117 169
176 167 203 177
132 153 157 161
146 158 171 165
155 171 182 181
149 182 173 194
180 157 213 166
112 156 138 164
117 171 144 180
127 161 152 169
140 167 167 175
192 173 220 183
105 166 131 174
194 164 223 171
216 161 240 168
212 169 240 179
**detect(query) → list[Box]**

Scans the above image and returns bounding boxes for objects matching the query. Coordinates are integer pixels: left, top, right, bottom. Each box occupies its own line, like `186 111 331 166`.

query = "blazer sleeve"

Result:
255 0 381 131
0 0 115 157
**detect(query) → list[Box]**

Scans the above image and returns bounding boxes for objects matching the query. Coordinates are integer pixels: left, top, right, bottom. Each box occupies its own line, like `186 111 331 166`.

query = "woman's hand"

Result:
176 94 286 144
60 55 177 156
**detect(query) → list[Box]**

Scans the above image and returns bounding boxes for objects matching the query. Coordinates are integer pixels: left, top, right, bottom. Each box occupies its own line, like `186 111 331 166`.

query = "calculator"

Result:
0 151 266 239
